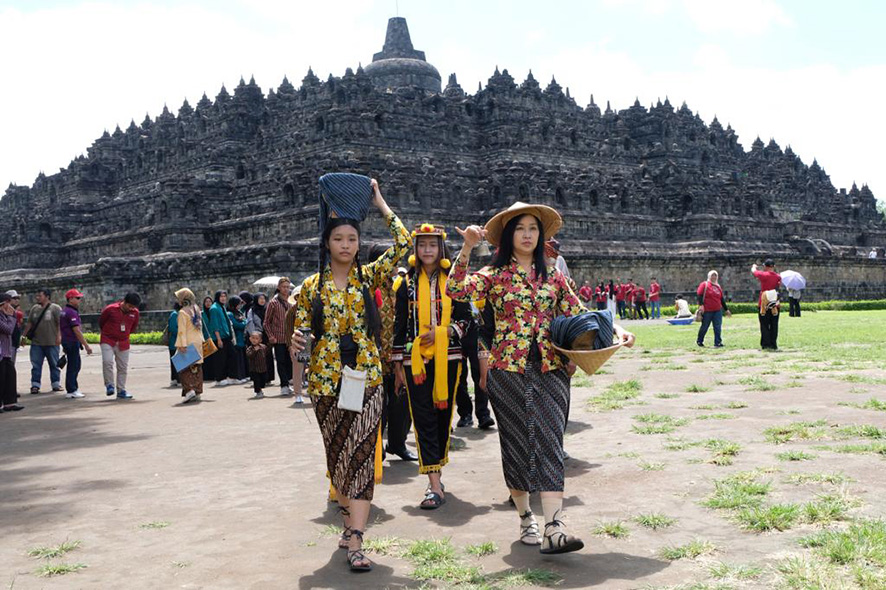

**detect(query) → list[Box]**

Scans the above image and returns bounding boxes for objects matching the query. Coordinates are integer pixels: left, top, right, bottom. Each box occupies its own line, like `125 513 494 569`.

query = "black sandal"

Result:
347 530 373 572
540 517 584 555
338 507 352 549
420 490 445 510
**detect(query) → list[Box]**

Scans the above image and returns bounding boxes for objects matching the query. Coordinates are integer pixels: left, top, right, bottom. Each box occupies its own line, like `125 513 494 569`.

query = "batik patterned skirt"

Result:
179 364 203 395
487 362 570 492
312 386 383 501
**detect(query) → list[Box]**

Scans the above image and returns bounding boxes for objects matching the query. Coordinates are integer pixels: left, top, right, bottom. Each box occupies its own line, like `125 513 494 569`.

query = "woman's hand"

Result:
455 225 485 249
370 179 390 215
394 363 406 395
615 325 636 348
217 337 224 349
565 361 578 377
419 327 436 347
177 346 187 354
291 329 307 353
725 310 732 318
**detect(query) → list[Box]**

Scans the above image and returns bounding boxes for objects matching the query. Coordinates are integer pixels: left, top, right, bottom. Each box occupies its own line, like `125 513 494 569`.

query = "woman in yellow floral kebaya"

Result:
447 202 635 555
392 224 471 510
292 178 410 572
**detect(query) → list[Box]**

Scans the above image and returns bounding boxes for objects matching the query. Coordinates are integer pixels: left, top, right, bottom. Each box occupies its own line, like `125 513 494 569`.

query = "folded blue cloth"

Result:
318 173 372 234
171 344 201 372
551 310 615 351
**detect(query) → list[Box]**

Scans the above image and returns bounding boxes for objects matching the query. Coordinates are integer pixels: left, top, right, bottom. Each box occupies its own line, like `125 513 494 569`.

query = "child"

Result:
245 331 268 398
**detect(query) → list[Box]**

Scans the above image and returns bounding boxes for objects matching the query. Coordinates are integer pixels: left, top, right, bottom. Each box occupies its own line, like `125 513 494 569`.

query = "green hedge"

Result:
83 332 165 345
688 299 886 315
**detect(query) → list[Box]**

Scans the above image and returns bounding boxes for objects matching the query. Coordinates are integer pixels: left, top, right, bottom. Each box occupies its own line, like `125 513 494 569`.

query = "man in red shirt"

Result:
633 284 649 319
578 281 593 304
752 259 782 350
649 278 662 319
98 292 141 399
624 280 636 319
594 283 608 311
264 277 294 396
614 278 626 319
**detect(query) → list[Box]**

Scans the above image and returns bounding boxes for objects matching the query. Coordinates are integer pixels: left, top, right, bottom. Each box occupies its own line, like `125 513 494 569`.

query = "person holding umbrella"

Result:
780 270 806 317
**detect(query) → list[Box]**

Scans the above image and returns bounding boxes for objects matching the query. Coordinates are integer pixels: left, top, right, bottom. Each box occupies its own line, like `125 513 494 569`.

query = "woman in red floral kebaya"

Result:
447 202 635 555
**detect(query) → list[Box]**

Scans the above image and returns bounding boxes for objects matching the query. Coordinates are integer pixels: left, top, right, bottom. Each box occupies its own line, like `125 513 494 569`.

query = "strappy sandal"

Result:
540 516 584 555
519 510 541 546
338 507 352 549
420 490 445 510
346 530 373 572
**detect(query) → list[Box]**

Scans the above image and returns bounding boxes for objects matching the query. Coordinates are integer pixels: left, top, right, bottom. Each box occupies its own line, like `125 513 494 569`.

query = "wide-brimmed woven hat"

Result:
553 342 623 376
484 202 562 247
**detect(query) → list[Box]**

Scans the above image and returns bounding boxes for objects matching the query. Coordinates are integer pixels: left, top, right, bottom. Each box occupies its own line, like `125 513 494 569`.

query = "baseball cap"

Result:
4 290 20 298
763 258 774 267
65 289 84 299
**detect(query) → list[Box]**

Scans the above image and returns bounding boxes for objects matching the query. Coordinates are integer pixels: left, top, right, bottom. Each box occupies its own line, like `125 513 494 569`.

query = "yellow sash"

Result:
410 270 452 409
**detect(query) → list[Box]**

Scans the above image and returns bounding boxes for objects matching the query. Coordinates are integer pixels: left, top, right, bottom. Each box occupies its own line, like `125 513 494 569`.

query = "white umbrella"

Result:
780 270 806 291
253 276 282 291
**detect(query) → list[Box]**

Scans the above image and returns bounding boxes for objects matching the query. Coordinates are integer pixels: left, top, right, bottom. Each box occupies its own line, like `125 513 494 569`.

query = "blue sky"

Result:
1 0 884 204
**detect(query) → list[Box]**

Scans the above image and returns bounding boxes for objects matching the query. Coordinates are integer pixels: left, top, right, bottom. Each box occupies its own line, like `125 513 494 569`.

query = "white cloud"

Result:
683 0 793 36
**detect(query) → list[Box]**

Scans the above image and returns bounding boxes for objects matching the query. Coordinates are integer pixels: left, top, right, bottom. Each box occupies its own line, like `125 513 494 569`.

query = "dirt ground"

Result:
2 331 885 589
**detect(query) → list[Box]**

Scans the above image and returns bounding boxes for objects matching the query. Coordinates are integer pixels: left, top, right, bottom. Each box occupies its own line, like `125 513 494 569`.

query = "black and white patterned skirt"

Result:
487 363 570 492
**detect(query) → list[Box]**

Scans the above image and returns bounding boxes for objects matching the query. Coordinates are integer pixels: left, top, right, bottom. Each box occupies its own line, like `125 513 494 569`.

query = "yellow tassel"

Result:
374 427 383 484
440 258 451 270
408 254 416 267
329 482 337 503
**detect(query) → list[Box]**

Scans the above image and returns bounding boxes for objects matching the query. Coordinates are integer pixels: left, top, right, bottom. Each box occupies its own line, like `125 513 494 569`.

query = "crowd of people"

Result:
0 177 801 574
577 278 662 320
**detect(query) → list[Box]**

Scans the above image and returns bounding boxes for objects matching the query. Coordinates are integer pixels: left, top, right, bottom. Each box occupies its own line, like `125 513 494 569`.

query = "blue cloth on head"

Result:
318 173 372 233
551 310 615 351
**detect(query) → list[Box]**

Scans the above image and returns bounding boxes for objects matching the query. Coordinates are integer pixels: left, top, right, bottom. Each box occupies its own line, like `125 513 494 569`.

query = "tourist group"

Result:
0 175 792 573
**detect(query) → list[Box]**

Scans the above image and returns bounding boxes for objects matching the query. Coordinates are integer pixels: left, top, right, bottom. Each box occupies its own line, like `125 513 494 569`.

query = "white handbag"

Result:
337 365 367 413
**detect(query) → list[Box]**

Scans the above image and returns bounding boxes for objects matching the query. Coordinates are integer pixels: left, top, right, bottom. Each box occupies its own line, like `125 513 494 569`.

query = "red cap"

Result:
65 289 84 300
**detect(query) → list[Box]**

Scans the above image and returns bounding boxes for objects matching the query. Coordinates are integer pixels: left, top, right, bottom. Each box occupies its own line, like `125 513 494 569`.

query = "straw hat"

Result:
484 202 562 247
553 342 623 376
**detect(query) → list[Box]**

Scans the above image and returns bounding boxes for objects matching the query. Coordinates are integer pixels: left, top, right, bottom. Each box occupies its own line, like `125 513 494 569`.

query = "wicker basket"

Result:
553 342 623 375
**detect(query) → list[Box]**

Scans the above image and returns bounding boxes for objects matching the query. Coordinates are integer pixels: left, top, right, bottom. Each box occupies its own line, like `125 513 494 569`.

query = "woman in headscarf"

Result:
392 224 471 510
447 202 635 555
291 178 410 572
227 295 248 382
174 288 206 403
201 296 215 381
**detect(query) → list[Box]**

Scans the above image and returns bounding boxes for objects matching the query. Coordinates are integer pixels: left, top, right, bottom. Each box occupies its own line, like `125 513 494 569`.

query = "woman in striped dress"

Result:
447 202 635 555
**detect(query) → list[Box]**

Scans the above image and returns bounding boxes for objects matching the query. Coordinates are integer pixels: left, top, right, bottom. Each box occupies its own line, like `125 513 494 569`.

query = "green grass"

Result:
837 374 886 385
724 401 749 409
799 519 886 570
640 362 687 371
663 437 703 451
627 311 886 361
491 568 563 587
654 392 680 399
685 384 711 393
785 472 853 486
35 563 87 577
822 442 886 456
703 472 771 510
633 512 677 530
318 524 344 536
776 450 818 461
704 438 742 466
587 379 643 412
738 376 777 391
363 536 403 556
27 540 81 559
735 503 801 532
404 539 484 584
659 539 717 560
690 404 718 410
139 521 171 529
593 521 630 538
838 398 886 411
464 541 498 557
802 493 860 525
763 420 831 444
631 413 690 434
639 461 665 471
83 331 164 345
837 424 886 439
707 561 765 581
695 413 735 420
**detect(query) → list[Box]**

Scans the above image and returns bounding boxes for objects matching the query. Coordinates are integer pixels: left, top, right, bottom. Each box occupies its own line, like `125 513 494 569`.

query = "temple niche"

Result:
0 16 884 312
